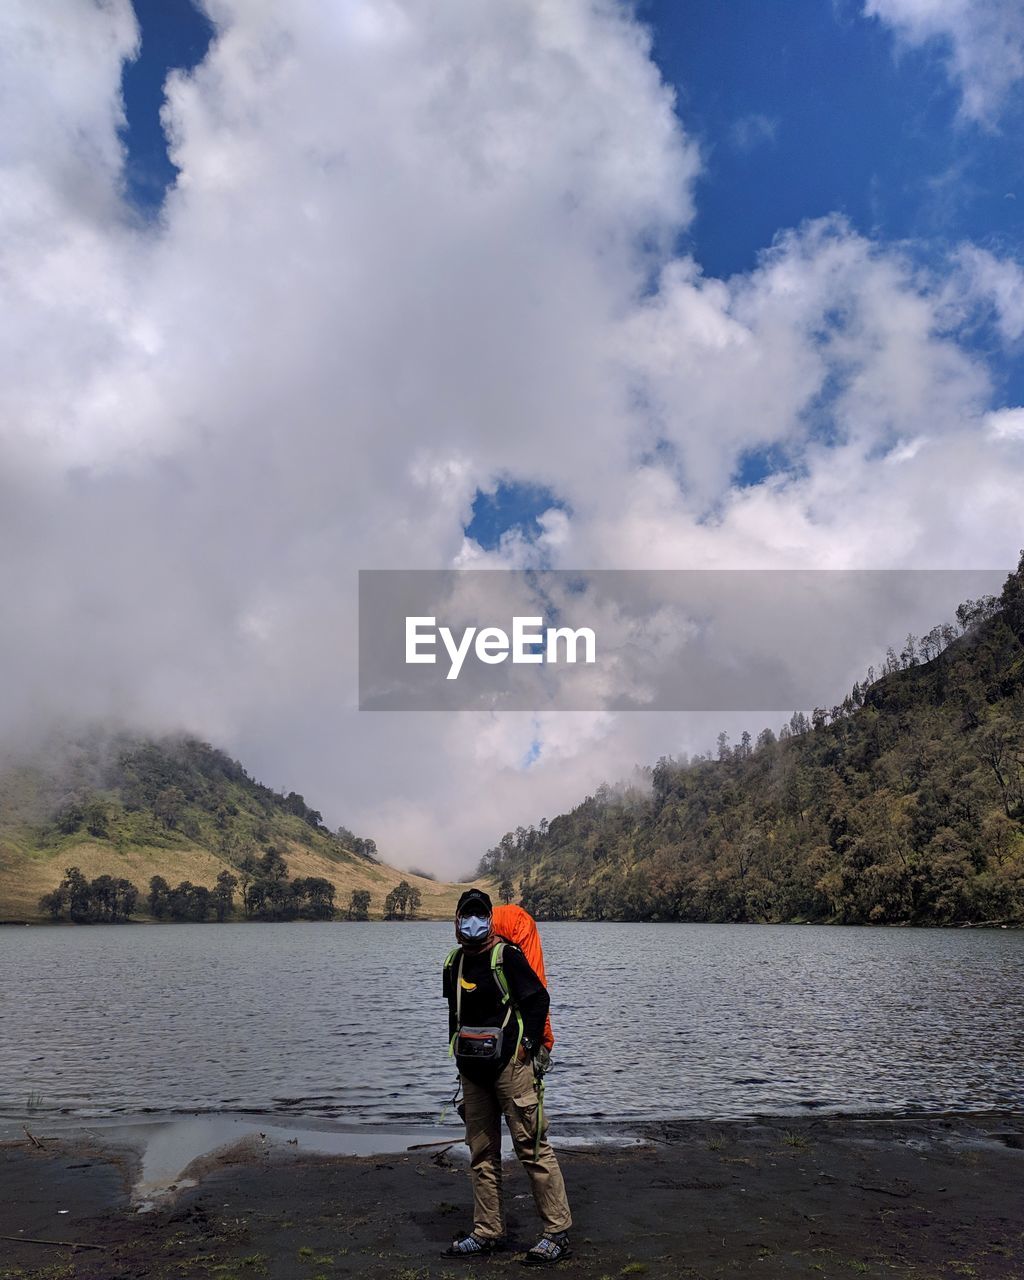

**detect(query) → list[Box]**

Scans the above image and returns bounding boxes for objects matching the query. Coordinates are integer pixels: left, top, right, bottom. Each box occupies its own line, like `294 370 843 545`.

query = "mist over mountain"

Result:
478 557 1024 926
0 730 472 922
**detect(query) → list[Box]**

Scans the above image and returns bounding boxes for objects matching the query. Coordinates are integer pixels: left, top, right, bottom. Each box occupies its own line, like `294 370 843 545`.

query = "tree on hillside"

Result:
114 878 138 920
214 869 238 922
39 885 66 920
63 866 92 922
148 875 170 919
153 786 187 830
348 889 371 920
498 874 515 904
248 847 291 919
83 797 111 839
238 853 257 918
167 880 212 921
384 879 419 919
53 795 112 839
90 875 118 920
1000 550 1024 637
292 876 336 919
41 868 139 923
337 827 378 860
55 801 85 836
283 791 323 828
259 846 289 884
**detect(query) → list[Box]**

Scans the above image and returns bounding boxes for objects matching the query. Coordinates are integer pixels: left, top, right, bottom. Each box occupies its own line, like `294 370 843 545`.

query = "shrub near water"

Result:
39 866 137 923
41 848 342 924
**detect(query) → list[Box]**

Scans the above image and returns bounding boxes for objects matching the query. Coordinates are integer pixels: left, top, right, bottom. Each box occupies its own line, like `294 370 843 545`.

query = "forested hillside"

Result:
0 732 474 921
480 557 1024 926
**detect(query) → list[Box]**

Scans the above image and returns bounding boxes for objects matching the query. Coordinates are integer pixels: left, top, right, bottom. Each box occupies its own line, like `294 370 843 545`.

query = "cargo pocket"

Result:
509 1061 544 1149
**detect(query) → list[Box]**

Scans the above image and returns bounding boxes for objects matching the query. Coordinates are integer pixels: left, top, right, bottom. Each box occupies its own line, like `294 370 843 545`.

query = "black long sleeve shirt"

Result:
443 941 549 1082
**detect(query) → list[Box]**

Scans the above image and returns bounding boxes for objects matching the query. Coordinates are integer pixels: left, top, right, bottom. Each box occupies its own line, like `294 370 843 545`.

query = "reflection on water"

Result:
0 921 1021 1122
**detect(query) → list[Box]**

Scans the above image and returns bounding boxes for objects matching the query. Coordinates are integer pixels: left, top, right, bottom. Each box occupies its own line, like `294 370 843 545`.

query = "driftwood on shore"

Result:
0 1233 107 1251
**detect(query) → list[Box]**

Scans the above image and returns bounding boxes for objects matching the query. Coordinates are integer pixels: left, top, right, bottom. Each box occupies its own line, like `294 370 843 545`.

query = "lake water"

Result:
1 922 1022 1127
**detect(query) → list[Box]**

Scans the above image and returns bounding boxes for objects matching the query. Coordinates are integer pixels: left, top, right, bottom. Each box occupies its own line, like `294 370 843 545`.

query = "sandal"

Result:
443 1231 507 1258
522 1232 571 1265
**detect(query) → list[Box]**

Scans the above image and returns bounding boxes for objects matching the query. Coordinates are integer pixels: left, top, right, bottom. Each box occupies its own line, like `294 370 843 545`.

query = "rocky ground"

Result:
2 1113 1023 1280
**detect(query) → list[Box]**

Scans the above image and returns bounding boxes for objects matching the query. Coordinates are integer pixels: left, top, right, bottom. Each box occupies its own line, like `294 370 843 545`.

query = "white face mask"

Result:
459 914 491 941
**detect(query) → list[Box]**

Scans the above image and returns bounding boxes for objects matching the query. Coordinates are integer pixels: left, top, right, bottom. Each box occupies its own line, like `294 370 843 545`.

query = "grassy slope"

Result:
0 837 482 922
0 734 489 922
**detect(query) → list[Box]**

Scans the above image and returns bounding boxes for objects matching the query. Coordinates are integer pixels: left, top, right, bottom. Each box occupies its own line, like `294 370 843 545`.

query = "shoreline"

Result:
3 1111 1023 1278
3 916 1022 928
5 1103 1023 1143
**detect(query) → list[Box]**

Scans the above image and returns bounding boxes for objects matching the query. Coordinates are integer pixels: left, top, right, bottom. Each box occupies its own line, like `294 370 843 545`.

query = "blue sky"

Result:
121 0 1023 546
645 0 1023 277
121 0 212 211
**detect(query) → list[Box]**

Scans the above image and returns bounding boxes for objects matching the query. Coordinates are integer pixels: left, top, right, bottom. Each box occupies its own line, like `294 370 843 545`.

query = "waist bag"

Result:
456 1025 505 1061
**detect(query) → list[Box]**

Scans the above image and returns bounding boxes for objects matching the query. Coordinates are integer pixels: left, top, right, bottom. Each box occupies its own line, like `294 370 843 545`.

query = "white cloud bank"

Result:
0 0 1022 874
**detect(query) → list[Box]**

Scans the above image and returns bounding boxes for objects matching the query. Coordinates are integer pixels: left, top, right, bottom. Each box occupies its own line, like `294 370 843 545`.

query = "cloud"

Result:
985 407 1024 439
0 1 1022 875
953 244 1024 341
730 112 778 152
863 0 1024 125
615 216 991 508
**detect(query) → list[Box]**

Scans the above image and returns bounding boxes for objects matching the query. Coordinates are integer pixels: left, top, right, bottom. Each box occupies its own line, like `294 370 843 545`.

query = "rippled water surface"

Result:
1 922 1021 1123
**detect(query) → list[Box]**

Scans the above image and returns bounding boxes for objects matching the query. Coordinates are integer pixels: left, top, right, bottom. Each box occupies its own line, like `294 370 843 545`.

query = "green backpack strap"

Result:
490 941 524 1057
444 946 461 1058
490 941 509 1001
533 1073 545 1161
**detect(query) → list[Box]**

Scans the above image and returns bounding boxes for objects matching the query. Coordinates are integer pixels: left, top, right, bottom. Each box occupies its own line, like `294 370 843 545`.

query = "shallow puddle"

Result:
1 1112 642 1210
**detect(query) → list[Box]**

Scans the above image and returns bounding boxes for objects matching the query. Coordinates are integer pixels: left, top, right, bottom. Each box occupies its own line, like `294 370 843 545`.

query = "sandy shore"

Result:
2 1113 1023 1279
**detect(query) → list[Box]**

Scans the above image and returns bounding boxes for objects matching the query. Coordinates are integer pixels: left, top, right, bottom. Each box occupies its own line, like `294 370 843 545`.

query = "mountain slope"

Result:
0 731 480 921
480 557 1024 926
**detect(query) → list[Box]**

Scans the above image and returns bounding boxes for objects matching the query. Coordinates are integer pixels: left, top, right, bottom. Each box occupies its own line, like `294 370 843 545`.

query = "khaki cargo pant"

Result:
461 1053 572 1240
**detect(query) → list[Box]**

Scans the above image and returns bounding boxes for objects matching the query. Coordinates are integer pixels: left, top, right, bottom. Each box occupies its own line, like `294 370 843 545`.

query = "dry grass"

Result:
0 837 492 922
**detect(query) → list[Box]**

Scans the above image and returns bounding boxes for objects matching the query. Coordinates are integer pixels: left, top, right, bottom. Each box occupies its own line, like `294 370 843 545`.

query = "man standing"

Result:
442 889 572 1265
